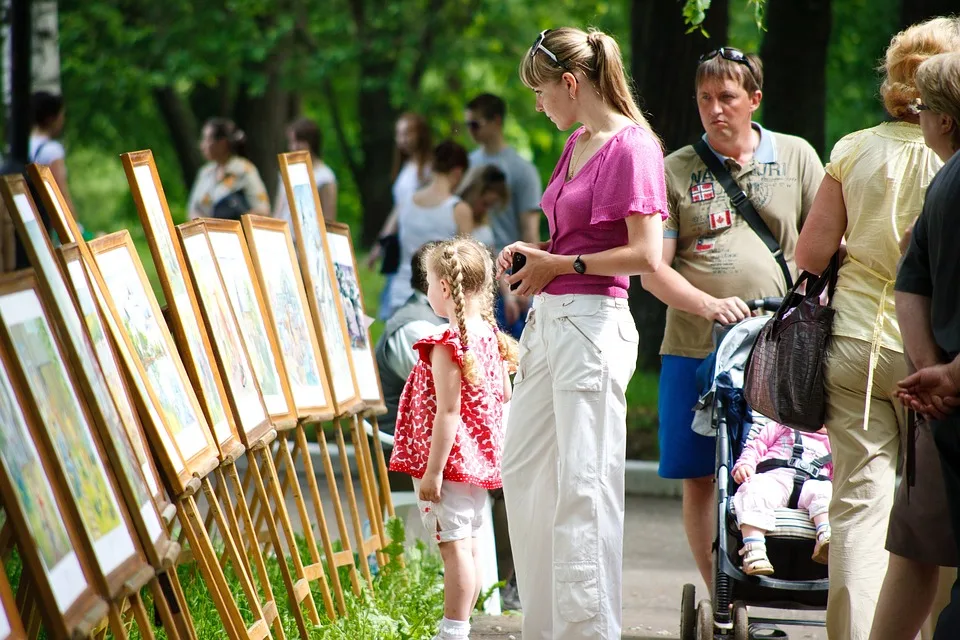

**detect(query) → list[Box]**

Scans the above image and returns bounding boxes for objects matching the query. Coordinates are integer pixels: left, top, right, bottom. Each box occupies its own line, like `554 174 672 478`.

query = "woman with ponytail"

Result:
496 26 666 639
390 237 519 640
188 117 270 220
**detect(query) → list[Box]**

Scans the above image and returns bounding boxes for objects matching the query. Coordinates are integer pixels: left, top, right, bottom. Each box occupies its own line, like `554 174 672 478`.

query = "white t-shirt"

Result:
276 161 336 228
393 161 427 207
29 134 66 167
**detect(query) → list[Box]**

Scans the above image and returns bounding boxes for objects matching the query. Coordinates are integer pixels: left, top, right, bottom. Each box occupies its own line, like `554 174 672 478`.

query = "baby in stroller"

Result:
731 422 832 576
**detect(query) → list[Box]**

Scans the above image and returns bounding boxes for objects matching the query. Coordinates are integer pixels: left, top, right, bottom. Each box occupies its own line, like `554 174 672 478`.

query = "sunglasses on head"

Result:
699 47 757 80
531 29 570 71
914 99 931 112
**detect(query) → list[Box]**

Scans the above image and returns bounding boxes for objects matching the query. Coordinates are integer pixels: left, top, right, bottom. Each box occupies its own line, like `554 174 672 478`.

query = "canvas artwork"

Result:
65 259 161 500
326 230 381 403
250 227 326 410
95 246 209 464
182 233 267 432
0 354 85 613
132 164 230 443
288 165 355 405
206 230 287 416
7 191 163 533
0 290 137 577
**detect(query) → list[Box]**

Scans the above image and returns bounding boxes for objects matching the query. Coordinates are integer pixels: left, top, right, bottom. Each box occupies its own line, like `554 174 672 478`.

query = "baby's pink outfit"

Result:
732 423 833 532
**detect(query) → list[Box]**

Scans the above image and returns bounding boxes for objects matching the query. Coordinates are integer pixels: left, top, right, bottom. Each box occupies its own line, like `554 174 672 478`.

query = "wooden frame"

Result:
0 327 106 639
0 177 174 568
278 151 363 416
324 222 386 414
120 150 241 461
242 215 336 421
196 219 299 427
88 231 219 495
0 272 152 601
176 221 272 446
0 569 25 640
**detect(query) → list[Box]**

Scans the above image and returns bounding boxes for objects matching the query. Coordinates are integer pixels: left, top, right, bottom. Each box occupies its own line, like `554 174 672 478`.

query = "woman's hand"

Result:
418 471 443 503
502 244 562 297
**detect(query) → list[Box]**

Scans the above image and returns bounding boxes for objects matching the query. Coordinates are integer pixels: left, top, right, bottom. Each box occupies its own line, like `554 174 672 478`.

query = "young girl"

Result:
732 423 833 575
389 237 519 640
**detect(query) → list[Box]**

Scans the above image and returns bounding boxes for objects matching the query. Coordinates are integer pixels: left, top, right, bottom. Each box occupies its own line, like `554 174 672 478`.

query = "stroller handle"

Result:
744 297 783 313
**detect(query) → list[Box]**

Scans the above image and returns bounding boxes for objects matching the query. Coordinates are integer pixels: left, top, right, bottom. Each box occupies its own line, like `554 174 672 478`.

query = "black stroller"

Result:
679 299 828 640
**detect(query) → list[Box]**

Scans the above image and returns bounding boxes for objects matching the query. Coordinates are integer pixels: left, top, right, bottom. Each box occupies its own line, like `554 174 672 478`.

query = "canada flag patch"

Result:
709 209 733 230
689 182 715 203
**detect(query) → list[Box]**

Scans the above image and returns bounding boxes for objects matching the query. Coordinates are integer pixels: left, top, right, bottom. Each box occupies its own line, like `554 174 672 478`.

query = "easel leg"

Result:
225 461 285 639
178 495 246 640
315 423 363 597
294 424 348 616
368 416 396 518
107 602 130 639
334 417 374 590
212 466 252 583
247 444 312 639
129 592 157 640
278 429 336 620
351 415 388 568
151 573 193 640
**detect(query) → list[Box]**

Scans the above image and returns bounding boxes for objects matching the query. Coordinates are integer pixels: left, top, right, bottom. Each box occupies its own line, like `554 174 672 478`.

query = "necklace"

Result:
567 134 594 180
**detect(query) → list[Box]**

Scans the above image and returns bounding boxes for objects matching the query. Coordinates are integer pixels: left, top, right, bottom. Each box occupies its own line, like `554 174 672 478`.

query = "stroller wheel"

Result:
680 584 696 640
696 599 714 640
732 601 749 640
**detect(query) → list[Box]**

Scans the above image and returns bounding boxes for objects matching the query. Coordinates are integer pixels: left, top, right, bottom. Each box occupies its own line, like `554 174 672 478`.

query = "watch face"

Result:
574 258 586 274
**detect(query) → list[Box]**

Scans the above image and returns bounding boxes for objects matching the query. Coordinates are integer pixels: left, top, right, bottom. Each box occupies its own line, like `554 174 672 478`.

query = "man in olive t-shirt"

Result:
640 48 824 590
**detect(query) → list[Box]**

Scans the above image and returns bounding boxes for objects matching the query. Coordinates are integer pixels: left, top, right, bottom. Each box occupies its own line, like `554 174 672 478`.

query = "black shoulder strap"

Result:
30 140 49 163
693 139 794 289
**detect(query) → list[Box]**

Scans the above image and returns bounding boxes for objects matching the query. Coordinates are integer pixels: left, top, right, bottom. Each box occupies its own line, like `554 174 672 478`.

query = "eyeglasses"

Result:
699 47 757 80
465 120 482 131
531 29 570 71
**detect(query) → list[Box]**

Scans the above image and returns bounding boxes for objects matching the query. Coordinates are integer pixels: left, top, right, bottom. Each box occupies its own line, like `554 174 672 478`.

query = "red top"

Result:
389 325 506 489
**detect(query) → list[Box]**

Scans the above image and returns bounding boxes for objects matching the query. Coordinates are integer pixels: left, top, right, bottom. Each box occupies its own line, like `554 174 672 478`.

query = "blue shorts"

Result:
658 355 716 479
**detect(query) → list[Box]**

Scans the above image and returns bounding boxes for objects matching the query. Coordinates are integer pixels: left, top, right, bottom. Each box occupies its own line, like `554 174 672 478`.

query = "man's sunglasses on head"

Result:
699 47 757 80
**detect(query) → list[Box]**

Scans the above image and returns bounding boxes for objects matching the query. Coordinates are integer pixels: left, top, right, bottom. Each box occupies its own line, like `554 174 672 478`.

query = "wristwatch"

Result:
573 255 587 275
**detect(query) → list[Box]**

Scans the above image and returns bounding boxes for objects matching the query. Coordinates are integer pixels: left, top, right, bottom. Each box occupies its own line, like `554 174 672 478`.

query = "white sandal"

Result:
812 529 830 564
740 540 774 576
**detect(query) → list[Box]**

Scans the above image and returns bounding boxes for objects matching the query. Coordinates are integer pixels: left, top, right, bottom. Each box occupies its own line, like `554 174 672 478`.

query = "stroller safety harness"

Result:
755 429 831 509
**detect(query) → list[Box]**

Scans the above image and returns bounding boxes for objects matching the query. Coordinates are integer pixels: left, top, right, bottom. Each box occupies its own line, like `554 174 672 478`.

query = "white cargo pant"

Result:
502 293 638 640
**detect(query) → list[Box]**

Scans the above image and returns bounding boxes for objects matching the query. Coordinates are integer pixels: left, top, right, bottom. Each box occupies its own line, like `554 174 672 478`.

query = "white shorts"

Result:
412 478 489 543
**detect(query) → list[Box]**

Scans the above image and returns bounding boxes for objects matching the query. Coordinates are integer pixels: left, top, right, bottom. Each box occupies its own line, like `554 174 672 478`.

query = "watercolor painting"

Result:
207 232 285 414
292 181 355 403
333 261 367 350
0 357 73 571
183 234 266 431
96 247 208 463
251 228 325 409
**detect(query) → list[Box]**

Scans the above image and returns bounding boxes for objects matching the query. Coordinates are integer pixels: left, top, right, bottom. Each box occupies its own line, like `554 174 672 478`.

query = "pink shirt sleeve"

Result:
735 422 784 469
590 126 668 225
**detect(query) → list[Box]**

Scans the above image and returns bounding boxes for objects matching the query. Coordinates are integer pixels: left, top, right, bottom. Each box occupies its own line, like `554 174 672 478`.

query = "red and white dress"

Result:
389 325 506 489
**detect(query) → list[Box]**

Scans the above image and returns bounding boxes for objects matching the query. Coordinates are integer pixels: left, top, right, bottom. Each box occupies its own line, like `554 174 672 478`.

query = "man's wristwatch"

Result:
573 255 587 275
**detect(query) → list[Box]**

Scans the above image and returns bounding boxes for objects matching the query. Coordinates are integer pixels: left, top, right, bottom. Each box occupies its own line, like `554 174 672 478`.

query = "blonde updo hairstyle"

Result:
519 27 659 143
423 237 519 384
880 16 960 119
915 51 960 150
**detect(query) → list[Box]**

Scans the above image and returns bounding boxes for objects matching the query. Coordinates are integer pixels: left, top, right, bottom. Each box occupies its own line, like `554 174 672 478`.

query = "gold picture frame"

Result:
88 231 219 494
0 271 151 602
241 215 336 421
198 218 300 427
0 325 106 639
0 569 25 640
0 177 174 568
176 221 273 446
120 150 241 460
277 151 362 416
325 222 386 414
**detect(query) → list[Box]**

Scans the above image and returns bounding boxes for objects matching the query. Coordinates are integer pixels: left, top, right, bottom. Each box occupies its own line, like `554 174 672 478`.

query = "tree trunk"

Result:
901 0 958 28
356 60 401 247
152 86 204 191
759 0 832 157
233 59 290 204
628 0 729 372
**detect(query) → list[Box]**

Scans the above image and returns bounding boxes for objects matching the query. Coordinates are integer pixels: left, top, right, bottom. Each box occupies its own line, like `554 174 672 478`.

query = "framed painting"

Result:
89 231 219 495
0 271 150 601
176 221 272 446
325 222 386 414
26 163 76 244
199 219 298 427
0 177 172 566
0 332 106 639
278 151 363 416
0 569 25 640
242 215 336 422
121 150 240 460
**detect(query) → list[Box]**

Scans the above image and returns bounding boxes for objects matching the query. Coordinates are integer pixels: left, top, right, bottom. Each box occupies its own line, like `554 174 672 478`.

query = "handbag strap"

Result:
693 139 794 289
769 252 839 333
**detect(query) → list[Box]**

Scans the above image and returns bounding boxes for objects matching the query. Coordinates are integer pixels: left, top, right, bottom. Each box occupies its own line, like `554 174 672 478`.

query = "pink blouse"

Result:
541 124 667 298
